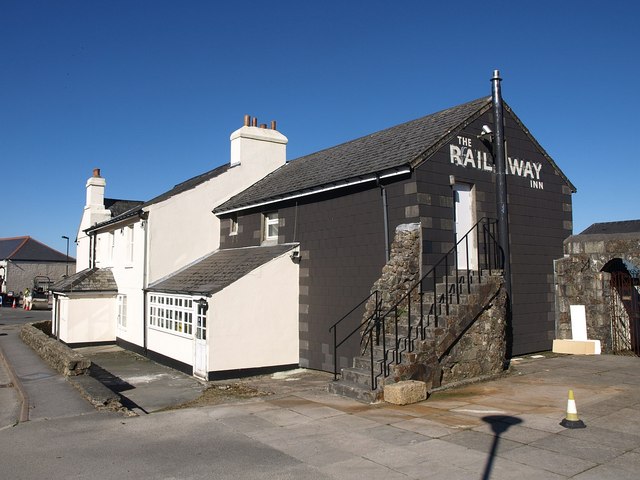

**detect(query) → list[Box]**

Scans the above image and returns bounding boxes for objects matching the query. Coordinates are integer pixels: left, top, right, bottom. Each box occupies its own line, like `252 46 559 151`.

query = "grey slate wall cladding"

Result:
219 106 573 369
414 111 572 355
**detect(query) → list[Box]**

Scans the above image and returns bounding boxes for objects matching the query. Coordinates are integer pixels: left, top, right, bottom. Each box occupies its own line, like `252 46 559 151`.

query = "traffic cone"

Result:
12 299 16 308
560 389 586 429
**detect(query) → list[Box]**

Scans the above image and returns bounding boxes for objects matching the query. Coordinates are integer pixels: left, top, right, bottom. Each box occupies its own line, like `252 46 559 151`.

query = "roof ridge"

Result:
7 236 30 259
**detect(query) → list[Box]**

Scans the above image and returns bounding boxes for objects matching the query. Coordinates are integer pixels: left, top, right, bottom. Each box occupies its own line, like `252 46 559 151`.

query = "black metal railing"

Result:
331 217 503 390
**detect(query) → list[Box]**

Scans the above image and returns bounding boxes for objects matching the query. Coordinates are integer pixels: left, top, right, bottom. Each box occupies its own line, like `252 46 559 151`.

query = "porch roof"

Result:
147 244 298 296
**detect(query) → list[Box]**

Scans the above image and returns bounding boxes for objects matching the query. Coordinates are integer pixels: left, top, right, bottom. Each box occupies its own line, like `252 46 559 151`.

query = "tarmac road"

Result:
1 307 640 479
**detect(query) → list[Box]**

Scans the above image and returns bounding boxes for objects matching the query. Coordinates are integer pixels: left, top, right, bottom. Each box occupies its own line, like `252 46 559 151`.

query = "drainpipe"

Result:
491 70 512 302
141 211 149 354
377 176 390 262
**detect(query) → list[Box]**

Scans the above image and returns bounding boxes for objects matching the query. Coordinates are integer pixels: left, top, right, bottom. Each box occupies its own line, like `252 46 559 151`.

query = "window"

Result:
148 293 195 336
117 294 127 328
126 225 134 264
264 211 278 241
109 232 115 263
229 213 238 235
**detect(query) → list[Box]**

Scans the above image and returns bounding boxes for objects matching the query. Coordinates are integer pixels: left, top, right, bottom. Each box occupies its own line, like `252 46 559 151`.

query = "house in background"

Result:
0 236 75 303
52 117 298 379
54 78 575 384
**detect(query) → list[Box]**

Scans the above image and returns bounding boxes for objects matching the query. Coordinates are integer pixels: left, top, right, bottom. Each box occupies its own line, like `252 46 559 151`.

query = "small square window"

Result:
230 214 238 235
264 212 278 241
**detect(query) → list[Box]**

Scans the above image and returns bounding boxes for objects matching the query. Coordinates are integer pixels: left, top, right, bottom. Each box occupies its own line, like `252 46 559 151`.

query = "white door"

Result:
454 183 477 270
193 302 208 379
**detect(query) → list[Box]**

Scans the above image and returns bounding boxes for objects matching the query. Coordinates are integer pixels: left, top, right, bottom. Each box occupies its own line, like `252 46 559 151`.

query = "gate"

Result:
610 270 640 356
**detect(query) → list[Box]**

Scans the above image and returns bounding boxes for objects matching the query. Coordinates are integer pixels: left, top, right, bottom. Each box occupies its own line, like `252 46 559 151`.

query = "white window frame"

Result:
126 225 134 266
264 211 278 241
117 294 127 328
147 293 195 338
229 213 238 236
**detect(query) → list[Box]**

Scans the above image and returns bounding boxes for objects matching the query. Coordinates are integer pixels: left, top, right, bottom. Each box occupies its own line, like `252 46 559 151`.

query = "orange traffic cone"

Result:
560 389 586 429
12 299 16 308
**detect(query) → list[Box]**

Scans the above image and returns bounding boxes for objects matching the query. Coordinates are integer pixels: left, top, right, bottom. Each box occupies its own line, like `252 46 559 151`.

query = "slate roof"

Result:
88 163 231 233
0 236 74 262
104 198 144 217
51 267 118 293
215 97 576 214
148 244 297 296
215 97 493 213
580 220 640 235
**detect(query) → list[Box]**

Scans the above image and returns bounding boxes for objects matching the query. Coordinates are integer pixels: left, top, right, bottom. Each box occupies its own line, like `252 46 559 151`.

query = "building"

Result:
215 96 575 372
555 220 640 355
52 117 297 378
55 80 575 382
0 236 75 303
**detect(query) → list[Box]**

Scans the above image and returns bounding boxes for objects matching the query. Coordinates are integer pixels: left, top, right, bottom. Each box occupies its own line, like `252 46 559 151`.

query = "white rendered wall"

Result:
147 327 194 367
209 251 299 372
57 295 116 344
147 126 287 283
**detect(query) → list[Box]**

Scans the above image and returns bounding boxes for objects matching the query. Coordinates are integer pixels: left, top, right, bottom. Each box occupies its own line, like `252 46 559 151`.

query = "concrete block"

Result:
552 339 601 355
384 380 427 405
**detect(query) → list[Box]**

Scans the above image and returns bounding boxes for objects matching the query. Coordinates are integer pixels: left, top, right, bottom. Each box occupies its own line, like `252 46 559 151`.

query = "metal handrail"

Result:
331 217 503 390
329 291 381 380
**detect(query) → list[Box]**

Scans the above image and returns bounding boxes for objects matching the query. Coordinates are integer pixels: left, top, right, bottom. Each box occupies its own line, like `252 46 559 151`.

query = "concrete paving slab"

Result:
481 455 567 480
391 416 459 438
500 444 597 477
440 429 523 455
531 432 624 463
77 345 204 413
572 464 640 480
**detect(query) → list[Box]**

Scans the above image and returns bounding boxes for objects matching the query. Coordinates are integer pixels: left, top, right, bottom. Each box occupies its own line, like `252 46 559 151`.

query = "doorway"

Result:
193 302 208 379
453 183 477 270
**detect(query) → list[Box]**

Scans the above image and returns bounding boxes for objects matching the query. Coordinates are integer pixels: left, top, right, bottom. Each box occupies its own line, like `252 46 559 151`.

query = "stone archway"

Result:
602 258 640 355
555 223 640 354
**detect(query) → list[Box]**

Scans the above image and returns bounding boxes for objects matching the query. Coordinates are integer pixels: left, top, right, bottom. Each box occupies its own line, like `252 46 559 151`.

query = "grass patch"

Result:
167 383 273 410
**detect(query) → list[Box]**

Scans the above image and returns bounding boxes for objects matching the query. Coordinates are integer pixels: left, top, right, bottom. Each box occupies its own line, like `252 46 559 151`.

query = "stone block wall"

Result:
363 222 507 391
555 232 640 352
20 321 91 376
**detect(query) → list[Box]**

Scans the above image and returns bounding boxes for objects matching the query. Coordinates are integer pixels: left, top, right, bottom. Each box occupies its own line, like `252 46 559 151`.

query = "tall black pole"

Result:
491 70 512 302
62 235 70 276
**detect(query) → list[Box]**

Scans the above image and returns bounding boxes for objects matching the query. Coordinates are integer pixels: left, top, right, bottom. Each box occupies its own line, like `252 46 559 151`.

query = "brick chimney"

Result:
229 115 287 172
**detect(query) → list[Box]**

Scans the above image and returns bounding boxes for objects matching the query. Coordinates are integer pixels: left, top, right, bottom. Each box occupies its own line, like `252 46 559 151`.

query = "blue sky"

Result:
1 1 638 257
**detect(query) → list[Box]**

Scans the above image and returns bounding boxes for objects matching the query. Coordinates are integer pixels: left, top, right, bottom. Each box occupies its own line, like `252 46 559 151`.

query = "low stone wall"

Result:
20 321 91 376
555 231 640 352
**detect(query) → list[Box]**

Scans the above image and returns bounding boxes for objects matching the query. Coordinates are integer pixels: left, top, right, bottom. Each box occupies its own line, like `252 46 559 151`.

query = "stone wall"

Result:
555 232 640 352
440 280 507 384
20 321 91 376
362 223 421 323
362 222 507 391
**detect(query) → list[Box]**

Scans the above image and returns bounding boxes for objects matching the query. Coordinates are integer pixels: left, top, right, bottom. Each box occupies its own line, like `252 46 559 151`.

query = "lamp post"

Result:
61 236 70 276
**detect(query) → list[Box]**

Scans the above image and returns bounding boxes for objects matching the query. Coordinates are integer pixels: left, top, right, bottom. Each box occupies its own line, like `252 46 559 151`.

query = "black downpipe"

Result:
491 70 512 301
377 176 390 262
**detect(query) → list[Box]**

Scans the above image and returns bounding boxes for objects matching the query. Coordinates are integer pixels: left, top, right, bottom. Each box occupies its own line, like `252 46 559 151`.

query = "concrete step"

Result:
340 367 375 388
327 379 380 403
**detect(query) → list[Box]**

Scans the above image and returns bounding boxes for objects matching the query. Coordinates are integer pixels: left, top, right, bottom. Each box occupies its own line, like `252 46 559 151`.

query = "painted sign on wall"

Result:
449 136 544 190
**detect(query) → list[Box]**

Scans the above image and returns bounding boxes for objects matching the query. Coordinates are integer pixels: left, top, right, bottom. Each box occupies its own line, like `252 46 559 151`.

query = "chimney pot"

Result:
244 114 251 127
93 168 101 177
252 117 258 127
271 120 277 130
259 123 267 129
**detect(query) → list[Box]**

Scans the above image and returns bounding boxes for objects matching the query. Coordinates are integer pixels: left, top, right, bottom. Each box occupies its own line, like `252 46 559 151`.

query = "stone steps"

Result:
330 269 501 402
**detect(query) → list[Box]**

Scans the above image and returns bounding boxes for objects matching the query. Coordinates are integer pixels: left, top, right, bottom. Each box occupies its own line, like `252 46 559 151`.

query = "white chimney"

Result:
86 168 106 208
77 168 112 270
229 115 287 173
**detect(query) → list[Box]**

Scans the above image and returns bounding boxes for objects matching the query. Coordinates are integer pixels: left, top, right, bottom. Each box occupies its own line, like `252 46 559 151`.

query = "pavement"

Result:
1 307 640 478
